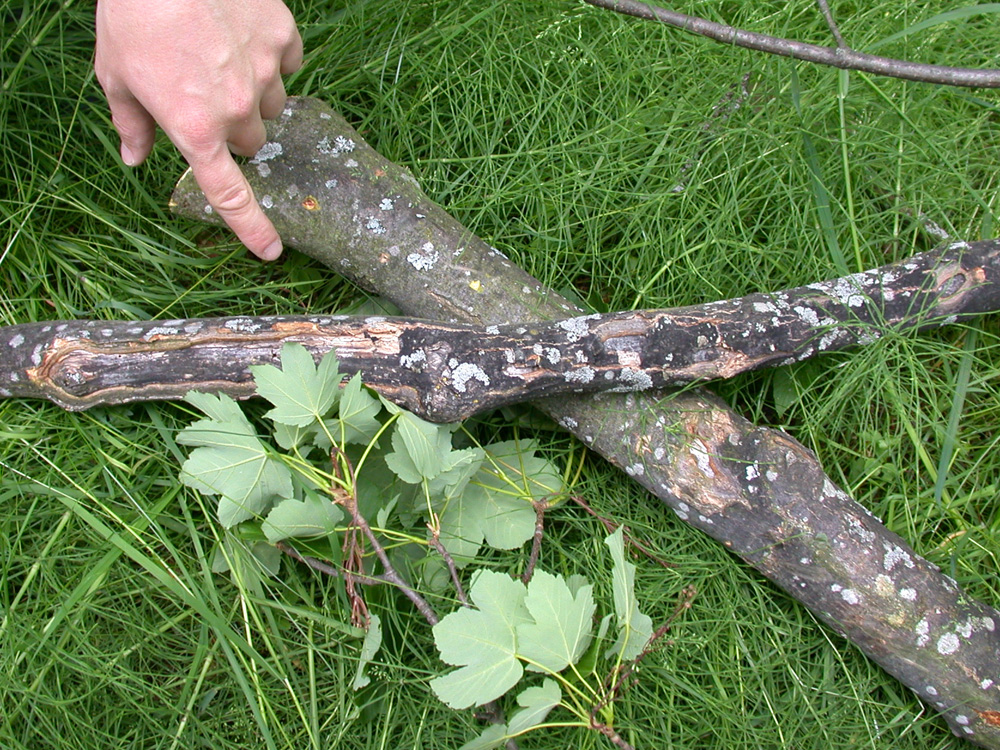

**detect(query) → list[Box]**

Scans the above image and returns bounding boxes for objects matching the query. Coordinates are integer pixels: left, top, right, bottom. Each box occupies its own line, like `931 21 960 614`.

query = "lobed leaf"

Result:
178 391 294 527
262 491 343 543
517 570 595 673
251 343 342 427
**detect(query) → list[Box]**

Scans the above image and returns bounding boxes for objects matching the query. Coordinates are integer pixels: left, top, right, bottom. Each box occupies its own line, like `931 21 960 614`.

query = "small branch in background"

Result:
568 495 674 569
670 72 760 194
583 0 1000 88
815 0 847 49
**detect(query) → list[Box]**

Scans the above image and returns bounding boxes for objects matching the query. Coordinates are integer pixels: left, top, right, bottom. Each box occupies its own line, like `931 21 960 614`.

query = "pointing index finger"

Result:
188 146 282 261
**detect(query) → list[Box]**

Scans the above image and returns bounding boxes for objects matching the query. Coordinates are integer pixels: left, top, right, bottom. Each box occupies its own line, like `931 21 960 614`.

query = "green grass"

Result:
2 1 999 748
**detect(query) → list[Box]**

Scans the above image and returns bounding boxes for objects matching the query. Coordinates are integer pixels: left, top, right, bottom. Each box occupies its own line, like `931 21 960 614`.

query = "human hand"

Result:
95 0 303 260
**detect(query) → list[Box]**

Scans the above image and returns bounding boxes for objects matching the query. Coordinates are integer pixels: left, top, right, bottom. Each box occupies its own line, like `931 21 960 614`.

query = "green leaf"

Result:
178 392 294 527
384 411 450 481
352 613 382 691
427 446 484 500
430 570 531 708
438 484 487 565
480 440 564 502
262 491 343 543
507 678 562 735
472 440 563 550
457 724 508 750
517 570 595 673
336 373 383 444
251 343 342 427
605 527 654 661
456 678 562 750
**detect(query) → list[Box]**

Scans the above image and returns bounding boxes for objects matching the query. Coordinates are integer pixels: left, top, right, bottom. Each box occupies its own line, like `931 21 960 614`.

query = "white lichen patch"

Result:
204 205 213 214
926 685 938 696
317 135 356 156
407 242 439 271
937 632 960 655
883 543 914 572
613 368 653 391
251 141 283 163
840 588 860 605
365 217 387 235
899 588 917 601
564 367 595 384
557 314 599 342
8 333 24 348
222 318 263 333
559 416 579 430
379 198 395 211
745 463 760 481
256 162 271 178
450 362 490 392
261 195 274 209
915 618 930 647
982 679 994 690
344 159 359 168
625 463 645 477
325 179 339 189
400 350 427 370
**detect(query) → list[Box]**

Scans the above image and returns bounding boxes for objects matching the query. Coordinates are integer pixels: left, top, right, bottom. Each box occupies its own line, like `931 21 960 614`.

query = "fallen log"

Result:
16 97 997 745
2 239 1000 422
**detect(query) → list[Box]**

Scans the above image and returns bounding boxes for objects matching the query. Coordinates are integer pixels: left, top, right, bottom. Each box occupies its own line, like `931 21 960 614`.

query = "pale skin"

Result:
94 0 303 260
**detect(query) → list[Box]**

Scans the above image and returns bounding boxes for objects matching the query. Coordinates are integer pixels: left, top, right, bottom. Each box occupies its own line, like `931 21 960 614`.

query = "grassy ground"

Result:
2 1 999 748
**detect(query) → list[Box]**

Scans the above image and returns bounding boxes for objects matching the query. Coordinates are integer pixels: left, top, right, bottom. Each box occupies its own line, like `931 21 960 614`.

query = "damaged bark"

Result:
2 240 1000 422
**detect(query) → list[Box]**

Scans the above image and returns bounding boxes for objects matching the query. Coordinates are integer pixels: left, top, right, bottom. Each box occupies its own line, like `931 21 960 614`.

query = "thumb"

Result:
107 94 157 166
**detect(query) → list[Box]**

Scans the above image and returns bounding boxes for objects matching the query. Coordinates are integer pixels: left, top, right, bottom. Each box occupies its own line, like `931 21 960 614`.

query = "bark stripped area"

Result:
2 241 1000 423
24 97 995 745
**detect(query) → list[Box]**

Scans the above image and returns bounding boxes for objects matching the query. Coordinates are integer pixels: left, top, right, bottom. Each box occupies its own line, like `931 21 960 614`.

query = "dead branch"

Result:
584 0 1000 88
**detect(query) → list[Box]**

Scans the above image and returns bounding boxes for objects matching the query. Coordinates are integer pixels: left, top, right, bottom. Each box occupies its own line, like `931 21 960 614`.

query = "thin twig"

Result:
428 526 470 608
331 446 440 626
275 541 387 586
815 0 846 49
521 501 547 585
584 0 1000 88
568 495 674 568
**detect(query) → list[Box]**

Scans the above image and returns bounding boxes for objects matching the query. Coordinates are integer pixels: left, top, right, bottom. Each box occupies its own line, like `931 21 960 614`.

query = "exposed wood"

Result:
3 239 1000 423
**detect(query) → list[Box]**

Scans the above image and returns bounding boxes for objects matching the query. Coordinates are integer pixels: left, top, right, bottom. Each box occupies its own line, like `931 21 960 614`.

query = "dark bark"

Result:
3 240 1000 423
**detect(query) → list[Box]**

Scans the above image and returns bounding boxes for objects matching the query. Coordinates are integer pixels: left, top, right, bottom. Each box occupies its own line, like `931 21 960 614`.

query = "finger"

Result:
280 27 304 75
106 93 157 166
226 114 268 158
259 78 288 121
189 148 282 260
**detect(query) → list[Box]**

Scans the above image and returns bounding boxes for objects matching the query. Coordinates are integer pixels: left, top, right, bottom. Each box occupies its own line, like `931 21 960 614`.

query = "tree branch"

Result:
2 239 998 421
584 0 1000 88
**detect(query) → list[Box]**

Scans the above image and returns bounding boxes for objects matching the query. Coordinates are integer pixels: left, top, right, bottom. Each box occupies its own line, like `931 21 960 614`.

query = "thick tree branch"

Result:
2 239 999 421
584 0 1000 88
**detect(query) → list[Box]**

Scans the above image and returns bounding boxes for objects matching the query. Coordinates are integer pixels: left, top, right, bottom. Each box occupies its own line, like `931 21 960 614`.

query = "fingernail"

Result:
260 239 283 261
120 143 137 166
